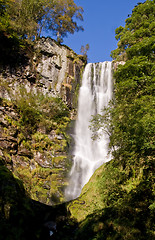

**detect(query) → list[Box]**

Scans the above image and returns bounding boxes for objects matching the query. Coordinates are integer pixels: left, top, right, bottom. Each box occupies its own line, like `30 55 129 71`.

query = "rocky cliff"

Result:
0 37 86 205
0 37 85 109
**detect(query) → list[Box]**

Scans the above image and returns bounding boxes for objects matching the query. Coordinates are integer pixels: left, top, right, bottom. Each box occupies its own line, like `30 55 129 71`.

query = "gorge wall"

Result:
0 38 86 205
0 37 86 109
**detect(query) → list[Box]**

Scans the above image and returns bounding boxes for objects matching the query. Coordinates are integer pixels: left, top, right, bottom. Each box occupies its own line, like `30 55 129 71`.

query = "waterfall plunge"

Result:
65 62 113 201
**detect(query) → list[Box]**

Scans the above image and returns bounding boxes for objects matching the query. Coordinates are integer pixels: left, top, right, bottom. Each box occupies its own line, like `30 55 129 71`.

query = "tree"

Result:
111 0 155 61
2 0 83 41
45 0 84 43
80 43 90 60
91 0 155 160
0 0 12 32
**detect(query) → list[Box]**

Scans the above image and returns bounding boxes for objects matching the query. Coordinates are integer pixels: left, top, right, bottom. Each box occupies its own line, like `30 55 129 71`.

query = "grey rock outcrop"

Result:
0 37 86 108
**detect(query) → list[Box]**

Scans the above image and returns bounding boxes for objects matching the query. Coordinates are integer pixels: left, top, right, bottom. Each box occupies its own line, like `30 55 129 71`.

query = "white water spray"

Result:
65 62 113 200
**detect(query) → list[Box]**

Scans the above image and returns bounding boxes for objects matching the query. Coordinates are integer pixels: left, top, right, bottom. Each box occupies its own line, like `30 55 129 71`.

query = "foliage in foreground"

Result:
67 156 154 240
0 158 70 240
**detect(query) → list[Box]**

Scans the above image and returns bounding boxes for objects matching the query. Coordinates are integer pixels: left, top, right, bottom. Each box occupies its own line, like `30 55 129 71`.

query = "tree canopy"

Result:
92 0 155 161
0 0 83 41
111 0 155 61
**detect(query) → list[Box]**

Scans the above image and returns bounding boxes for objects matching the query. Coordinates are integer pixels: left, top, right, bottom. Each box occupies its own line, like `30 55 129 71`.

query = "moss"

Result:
0 96 68 207
73 83 80 107
13 154 69 204
4 115 12 125
22 140 32 150
32 167 52 179
0 68 73 206
18 132 26 144
52 156 67 165
3 152 12 163
31 184 48 202
68 165 105 222
32 132 53 152
66 156 154 240
0 159 60 240
14 167 32 191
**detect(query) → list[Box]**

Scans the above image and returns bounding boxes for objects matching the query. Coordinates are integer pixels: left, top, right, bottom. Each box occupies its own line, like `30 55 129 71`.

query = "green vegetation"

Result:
0 0 85 239
0 0 83 42
0 161 44 240
68 156 154 240
0 0 84 67
0 159 70 240
67 1 155 239
92 0 155 162
0 88 71 205
10 87 70 135
111 0 155 61
0 1 154 239
80 43 90 61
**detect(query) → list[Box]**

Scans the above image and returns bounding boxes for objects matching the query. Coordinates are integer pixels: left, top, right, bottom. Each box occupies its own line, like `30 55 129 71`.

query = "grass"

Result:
66 156 154 240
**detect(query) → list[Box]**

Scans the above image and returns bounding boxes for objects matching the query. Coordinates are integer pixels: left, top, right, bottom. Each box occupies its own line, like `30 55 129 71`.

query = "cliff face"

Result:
34 38 84 108
0 37 85 109
0 38 86 205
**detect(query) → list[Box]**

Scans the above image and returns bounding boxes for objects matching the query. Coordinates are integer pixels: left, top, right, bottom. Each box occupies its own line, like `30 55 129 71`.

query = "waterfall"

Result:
65 62 113 200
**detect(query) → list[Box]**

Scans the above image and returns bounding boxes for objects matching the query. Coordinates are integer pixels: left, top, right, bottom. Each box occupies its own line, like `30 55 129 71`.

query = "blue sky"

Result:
62 0 145 63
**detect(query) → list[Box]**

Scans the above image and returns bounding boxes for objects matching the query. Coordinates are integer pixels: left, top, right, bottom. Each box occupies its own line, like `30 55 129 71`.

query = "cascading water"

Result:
65 61 113 201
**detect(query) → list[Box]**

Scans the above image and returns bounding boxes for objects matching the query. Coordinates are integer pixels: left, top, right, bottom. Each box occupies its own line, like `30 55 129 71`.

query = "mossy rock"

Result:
66 156 154 240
